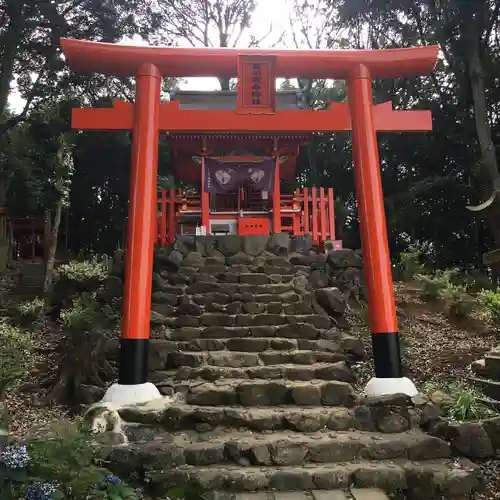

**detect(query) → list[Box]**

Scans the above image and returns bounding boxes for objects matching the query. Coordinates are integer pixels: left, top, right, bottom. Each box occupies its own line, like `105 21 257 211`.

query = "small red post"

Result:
328 188 335 240
311 187 318 243
120 62 161 386
168 187 176 245
319 187 327 242
273 158 281 233
303 187 310 235
348 64 401 379
201 157 210 231
160 188 167 247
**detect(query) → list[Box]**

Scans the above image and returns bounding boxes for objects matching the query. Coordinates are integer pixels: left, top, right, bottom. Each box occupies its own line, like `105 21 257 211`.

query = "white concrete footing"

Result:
100 382 161 406
364 377 418 397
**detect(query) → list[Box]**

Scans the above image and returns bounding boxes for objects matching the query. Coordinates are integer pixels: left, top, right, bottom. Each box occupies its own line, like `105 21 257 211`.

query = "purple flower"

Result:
26 482 56 500
103 474 122 485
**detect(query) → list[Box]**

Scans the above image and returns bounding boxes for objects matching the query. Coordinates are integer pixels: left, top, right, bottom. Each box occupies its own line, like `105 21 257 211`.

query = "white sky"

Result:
9 0 292 112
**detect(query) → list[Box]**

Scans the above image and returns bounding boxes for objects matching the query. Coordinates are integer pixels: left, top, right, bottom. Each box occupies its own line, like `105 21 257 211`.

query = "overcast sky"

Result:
9 0 293 112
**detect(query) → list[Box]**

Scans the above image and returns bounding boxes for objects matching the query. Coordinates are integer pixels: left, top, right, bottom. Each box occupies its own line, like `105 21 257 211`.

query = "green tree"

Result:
0 0 169 136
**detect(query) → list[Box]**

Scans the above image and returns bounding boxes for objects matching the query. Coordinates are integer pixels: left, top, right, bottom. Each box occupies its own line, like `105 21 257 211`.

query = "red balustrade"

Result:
156 186 340 247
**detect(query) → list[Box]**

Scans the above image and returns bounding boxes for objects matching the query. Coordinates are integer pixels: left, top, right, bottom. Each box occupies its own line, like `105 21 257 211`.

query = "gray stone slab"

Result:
311 491 349 500
351 489 389 500
273 494 309 500
234 493 271 500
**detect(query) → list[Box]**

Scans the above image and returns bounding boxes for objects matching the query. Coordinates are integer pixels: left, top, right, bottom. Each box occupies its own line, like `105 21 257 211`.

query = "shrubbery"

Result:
50 260 109 318
54 261 108 284
13 298 46 325
394 242 431 281
0 426 138 500
477 289 500 323
423 381 496 421
415 269 476 319
0 321 36 396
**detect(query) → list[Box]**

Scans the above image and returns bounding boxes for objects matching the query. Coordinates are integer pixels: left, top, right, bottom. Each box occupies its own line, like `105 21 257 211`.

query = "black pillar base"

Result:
118 338 149 385
372 332 402 378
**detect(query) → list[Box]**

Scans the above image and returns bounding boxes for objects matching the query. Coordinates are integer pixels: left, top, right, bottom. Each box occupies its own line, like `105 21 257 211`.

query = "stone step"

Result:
164 350 348 370
154 330 364 357
204 489 390 500
112 429 450 468
177 261 315 274
155 282 299 296
470 376 500 400
153 290 306 306
180 264 312 279
143 459 478 497
118 397 418 434
153 300 322 316
484 353 500 379
174 379 356 407
164 325 334 341
150 362 354 383
156 316 332 330
172 337 347 354
169 314 332 330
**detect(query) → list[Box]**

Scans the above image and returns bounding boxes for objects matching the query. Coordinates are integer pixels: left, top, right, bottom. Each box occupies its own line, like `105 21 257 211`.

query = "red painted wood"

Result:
328 188 335 240
72 100 433 133
320 187 327 242
303 188 310 235
273 159 281 233
61 38 439 80
239 218 270 235
168 188 176 245
160 188 167 246
311 188 318 243
201 157 210 230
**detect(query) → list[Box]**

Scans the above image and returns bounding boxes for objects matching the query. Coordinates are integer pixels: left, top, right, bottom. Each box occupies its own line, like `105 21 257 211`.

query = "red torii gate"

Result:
60 38 439 402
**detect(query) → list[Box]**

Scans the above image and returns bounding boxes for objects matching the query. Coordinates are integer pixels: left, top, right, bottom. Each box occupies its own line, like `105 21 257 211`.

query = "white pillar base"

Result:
100 382 161 406
364 377 418 397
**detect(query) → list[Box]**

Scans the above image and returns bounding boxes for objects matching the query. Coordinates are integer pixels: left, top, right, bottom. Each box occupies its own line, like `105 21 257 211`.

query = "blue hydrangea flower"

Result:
26 482 56 500
103 474 121 485
1 443 29 469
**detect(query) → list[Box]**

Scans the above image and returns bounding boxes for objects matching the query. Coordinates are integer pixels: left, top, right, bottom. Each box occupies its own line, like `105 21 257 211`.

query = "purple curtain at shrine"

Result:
204 158 275 194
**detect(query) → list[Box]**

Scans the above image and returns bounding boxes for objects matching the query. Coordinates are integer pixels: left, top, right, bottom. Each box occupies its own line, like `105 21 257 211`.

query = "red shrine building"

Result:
158 89 338 247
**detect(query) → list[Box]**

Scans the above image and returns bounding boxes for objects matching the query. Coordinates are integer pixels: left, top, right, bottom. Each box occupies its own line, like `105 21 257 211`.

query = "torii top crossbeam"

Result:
61 38 438 80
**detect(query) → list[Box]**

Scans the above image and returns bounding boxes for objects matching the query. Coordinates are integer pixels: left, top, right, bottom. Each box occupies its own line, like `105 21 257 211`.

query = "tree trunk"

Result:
465 6 500 247
0 1 23 118
0 391 8 453
43 200 62 295
468 41 500 197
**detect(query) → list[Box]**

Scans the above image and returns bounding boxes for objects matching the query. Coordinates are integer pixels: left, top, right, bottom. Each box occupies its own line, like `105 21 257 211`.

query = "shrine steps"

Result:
102 236 480 499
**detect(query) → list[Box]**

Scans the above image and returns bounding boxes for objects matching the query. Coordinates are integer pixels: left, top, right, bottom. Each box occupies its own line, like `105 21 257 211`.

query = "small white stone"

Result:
364 377 418 397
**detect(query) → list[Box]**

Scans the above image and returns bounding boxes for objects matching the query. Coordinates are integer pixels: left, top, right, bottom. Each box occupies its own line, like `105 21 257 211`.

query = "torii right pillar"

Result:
348 65 416 396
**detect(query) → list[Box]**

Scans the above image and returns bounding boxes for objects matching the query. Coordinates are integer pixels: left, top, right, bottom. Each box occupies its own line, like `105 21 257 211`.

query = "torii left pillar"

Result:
102 63 162 405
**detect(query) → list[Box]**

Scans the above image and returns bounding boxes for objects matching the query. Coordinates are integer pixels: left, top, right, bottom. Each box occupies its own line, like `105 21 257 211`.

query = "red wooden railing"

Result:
156 186 338 247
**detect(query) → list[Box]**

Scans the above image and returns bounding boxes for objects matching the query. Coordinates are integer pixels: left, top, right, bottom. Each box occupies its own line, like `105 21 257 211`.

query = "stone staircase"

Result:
105 236 480 499
12 260 45 298
471 347 500 409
